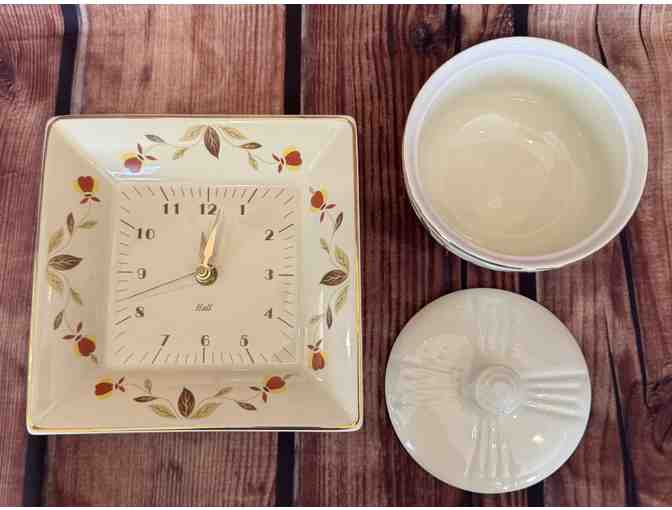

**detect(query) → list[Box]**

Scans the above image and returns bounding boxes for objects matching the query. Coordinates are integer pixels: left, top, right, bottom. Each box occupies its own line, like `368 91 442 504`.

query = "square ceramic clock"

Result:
27 115 362 433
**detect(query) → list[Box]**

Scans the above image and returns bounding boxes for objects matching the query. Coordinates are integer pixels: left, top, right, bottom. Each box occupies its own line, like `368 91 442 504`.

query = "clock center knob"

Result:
195 264 218 286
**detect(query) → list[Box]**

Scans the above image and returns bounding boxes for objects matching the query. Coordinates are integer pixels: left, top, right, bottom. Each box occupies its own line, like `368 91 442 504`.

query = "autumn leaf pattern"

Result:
47 176 101 364
122 125 303 174
100 376 293 419
307 188 351 371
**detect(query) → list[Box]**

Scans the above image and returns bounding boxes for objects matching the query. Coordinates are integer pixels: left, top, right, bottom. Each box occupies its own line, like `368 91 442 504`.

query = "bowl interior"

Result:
404 38 647 270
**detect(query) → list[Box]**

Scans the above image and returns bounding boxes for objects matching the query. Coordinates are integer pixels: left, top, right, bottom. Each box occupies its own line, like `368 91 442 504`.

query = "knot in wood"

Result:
0 49 16 100
410 22 437 54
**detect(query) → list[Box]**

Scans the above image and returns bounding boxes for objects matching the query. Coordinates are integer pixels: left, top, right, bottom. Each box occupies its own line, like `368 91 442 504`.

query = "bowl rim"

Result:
402 36 648 271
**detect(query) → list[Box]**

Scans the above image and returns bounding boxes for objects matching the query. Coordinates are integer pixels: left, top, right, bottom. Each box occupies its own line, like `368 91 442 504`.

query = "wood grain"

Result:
596 5 672 505
0 5 63 505
295 6 466 505
73 5 284 114
45 6 285 506
529 4 637 506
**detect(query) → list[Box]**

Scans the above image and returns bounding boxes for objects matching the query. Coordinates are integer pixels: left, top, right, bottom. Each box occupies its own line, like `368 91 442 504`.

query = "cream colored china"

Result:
385 289 591 493
403 37 648 271
28 115 362 433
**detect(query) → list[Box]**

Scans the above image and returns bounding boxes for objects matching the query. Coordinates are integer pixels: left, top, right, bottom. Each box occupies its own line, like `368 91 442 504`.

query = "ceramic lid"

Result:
385 288 591 493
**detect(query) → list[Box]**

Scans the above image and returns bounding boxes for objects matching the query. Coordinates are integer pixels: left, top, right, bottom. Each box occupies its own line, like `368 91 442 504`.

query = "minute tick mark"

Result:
120 219 136 230
245 348 255 364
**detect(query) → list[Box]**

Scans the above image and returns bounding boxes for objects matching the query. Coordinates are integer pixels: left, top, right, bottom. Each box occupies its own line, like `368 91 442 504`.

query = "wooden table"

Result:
1 5 671 506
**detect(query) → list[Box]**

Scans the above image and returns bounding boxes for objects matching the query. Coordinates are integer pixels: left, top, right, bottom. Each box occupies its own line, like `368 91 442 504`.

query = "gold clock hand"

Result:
201 211 222 268
118 271 196 302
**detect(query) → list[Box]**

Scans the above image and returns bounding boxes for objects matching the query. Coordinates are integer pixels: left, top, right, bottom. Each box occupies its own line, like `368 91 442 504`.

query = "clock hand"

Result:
118 271 196 302
201 211 222 268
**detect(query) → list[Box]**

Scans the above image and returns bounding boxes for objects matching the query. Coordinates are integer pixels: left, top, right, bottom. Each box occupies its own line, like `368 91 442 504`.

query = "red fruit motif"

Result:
264 376 286 392
312 351 326 371
123 155 143 173
309 188 336 222
74 175 100 203
77 176 95 193
283 148 302 168
272 147 303 173
311 189 326 210
77 337 96 357
94 377 125 399
63 322 96 357
95 380 115 399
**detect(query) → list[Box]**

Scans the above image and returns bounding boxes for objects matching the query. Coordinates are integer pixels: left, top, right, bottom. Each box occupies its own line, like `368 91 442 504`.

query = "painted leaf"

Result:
320 238 329 253
149 404 177 419
53 310 63 330
173 147 188 160
320 269 347 286
249 386 261 392
204 127 220 159
66 213 75 235
47 271 64 295
49 254 82 271
78 220 97 229
335 284 349 314
134 395 158 403
214 387 233 397
309 314 323 325
48 227 64 253
334 245 349 272
191 402 222 419
262 392 268 403
236 401 257 411
219 126 247 140
181 125 205 141
178 387 196 417
334 212 344 233
248 152 259 170
326 305 333 329
144 379 152 393
70 287 83 305
239 142 262 150
137 143 143 154
145 134 165 143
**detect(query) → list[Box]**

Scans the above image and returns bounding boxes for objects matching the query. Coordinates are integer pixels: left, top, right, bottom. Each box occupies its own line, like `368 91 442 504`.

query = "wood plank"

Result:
73 5 284 114
596 5 672 506
0 5 63 505
295 6 466 505
45 6 285 506
529 5 636 506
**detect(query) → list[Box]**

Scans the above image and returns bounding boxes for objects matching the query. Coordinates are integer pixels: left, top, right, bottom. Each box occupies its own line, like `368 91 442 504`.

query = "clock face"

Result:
105 183 299 368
